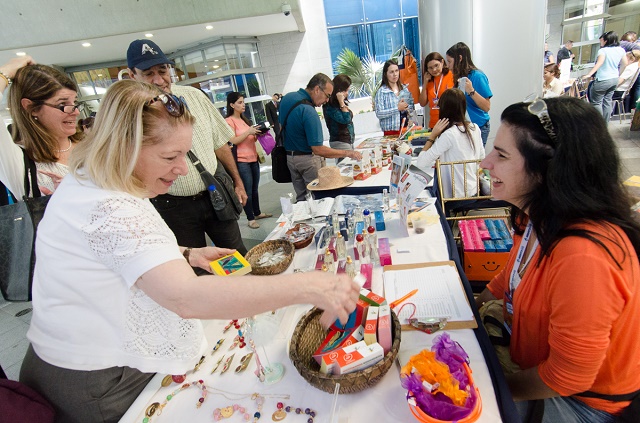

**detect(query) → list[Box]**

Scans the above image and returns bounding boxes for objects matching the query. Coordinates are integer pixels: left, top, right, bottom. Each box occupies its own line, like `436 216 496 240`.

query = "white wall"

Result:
258 0 333 96
418 0 547 149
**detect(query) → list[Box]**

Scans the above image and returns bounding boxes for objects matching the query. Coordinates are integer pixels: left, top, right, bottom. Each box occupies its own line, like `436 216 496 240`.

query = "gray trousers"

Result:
589 78 618 122
286 154 325 201
19 345 155 423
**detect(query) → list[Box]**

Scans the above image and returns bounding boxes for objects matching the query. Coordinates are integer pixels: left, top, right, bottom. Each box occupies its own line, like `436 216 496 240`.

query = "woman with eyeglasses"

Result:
475 96 640 422
418 52 454 130
18 80 360 422
0 58 85 198
225 91 272 229
374 59 416 135
583 31 628 122
446 42 493 146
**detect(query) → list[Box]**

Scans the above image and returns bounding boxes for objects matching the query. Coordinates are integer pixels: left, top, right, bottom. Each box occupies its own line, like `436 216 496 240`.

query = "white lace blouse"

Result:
27 172 207 374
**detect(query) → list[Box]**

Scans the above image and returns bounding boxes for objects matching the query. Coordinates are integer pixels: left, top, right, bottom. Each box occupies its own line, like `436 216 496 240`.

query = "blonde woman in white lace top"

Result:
0 57 84 198
19 80 361 422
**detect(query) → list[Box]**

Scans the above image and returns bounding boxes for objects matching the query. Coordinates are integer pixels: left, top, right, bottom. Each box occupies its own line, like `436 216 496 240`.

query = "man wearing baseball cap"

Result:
127 39 248 256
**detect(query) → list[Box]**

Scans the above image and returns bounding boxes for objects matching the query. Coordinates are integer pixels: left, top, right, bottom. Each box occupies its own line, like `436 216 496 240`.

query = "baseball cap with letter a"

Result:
127 39 174 71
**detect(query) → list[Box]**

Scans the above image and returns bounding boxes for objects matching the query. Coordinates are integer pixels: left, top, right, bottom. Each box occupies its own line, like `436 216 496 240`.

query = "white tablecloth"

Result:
120 205 502 423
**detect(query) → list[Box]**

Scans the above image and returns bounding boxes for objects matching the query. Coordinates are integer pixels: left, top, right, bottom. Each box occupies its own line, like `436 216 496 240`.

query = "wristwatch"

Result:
469 90 476 97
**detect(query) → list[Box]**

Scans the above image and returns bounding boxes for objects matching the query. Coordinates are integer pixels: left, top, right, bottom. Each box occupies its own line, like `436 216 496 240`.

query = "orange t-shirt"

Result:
426 71 454 129
225 116 257 163
487 221 640 415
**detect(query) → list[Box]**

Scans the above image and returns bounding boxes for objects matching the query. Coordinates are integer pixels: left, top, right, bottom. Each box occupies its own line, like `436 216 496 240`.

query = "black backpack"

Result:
271 99 312 184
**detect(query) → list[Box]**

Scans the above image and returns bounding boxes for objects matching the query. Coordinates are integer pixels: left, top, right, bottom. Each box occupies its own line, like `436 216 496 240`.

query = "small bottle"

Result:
321 264 329 272
200 169 226 211
345 256 356 279
332 210 340 235
367 225 377 252
382 189 390 213
347 216 355 241
363 209 371 227
324 248 334 272
336 232 346 260
355 233 365 263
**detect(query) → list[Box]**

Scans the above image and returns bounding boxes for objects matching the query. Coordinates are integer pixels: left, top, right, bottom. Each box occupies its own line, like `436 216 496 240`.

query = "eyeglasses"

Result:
145 93 187 116
41 102 84 114
319 87 331 100
527 98 557 141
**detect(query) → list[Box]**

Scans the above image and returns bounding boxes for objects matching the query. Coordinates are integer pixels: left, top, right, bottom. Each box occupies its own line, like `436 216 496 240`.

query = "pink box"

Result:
377 305 392 354
475 219 491 240
378 238 392 266
359 263 373 289
315 253 325 271
327 236 337 261
363 306 379 345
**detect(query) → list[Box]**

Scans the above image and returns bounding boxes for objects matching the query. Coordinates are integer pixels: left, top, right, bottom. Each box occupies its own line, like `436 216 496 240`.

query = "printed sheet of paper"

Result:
291 197 334 222
383 264 474 325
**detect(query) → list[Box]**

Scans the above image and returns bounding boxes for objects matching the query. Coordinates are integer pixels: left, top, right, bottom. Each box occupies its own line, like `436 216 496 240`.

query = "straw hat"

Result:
307 166 354 191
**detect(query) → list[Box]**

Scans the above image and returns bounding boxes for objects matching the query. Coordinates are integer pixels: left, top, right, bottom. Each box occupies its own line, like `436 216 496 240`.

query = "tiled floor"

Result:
2 119 639 381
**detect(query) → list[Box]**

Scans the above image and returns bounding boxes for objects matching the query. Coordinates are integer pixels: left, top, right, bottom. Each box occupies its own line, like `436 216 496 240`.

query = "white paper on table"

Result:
397 171 429 236
383 265 474 323
291 197 334 222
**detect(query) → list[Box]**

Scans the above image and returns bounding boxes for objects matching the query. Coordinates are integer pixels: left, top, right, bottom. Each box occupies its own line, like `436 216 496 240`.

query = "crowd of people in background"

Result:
2 30 640 423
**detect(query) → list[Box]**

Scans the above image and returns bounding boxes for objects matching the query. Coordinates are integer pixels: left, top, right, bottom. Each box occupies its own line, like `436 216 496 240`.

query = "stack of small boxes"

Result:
459 219 513 282
314 288 392 375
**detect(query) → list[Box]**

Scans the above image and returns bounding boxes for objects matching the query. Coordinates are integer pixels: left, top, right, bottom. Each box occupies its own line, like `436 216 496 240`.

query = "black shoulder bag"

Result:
0 150 51 301
271 99 312 184
186 151 242 221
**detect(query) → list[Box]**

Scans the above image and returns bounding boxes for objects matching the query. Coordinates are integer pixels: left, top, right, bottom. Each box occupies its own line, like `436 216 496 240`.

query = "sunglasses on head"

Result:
145 94 188 117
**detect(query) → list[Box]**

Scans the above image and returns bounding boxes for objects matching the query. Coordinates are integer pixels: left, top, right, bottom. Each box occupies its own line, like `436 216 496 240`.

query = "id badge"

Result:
503 290 514 335
432 97 439 110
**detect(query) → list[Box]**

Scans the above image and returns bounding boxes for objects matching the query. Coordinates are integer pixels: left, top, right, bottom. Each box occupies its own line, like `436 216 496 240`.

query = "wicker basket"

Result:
244 239 295 275
285 223 316 249
289 307 401 394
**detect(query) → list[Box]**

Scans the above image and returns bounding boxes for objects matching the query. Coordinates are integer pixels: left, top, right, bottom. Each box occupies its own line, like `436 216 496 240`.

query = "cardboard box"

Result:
377 305 392 354
363 306 379 345
461 218 513 282
359 288 385 307
209 251 251 276
335 341 384 375
359 263 373 290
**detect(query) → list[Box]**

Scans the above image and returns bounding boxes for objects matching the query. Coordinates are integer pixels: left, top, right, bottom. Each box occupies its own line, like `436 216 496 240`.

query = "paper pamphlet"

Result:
383 261 477 330
397 171 429 237
291 197 334 222
389 154 412 198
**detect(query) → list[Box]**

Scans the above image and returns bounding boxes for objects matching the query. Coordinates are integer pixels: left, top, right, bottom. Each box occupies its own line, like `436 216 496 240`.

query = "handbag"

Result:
0 379 55 423
272 99 312 184
257 132 276 155
0 150 51 301
187 151 242 221
255 140 267 164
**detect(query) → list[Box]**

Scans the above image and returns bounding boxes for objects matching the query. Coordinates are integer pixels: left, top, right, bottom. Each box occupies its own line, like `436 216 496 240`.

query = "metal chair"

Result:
612 68 640 123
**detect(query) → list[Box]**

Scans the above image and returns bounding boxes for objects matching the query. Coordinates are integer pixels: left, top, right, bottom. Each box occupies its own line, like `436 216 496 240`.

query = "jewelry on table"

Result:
142 379 207 422
272 403 316 423
221 353 236 374
212 338 226 354
224 319 243 333
211 354 226 374
160 373 186 387
213 393 266 422
193 355 206 372
235 352 254 373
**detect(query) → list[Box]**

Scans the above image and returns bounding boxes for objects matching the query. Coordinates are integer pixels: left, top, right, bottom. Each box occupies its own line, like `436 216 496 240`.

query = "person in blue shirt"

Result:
446 42 493 146
583 31 628 122
279 73 361 201
323 74 355 164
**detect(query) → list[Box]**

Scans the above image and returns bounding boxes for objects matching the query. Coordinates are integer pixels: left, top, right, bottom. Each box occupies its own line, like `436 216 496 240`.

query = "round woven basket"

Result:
289 307 401 394
245 239 295 275
285 223 316 249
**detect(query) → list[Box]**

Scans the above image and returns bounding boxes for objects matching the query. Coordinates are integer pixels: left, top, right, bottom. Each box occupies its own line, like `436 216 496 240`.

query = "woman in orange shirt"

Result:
476 97 640 422
419 52 454 129
225 92 272 229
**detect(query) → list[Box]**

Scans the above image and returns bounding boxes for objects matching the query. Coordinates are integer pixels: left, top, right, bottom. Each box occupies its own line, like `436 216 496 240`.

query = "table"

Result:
121 203 516 423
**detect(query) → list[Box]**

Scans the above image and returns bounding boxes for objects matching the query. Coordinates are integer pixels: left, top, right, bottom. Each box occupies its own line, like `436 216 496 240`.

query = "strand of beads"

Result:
142 379 208 422
212 392 265 422
272 403 316 423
